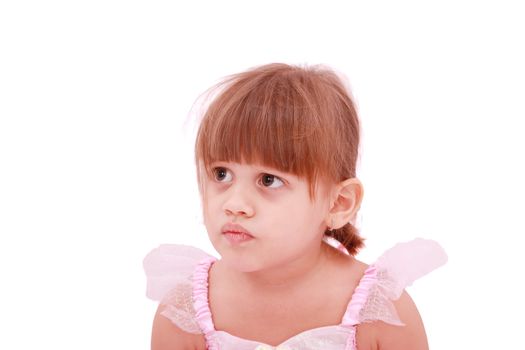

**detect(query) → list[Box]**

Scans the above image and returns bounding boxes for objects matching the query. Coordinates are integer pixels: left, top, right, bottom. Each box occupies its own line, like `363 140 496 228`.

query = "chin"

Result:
218 249 264 273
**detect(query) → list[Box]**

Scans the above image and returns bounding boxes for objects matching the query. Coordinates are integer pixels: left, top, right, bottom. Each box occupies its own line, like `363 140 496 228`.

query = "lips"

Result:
221 223 255 245
221 223 254 237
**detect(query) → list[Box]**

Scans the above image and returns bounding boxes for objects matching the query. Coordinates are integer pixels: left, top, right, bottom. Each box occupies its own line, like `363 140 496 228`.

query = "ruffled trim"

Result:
341 265 378 326
143 244 212 301
192 257 218 336
374 238 447 298
341 238 447 327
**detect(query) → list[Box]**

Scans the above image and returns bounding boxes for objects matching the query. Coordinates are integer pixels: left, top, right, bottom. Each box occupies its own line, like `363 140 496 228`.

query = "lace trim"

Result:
358 268 404 326
210 326 355 350
159 282 203 334
344 238 448 327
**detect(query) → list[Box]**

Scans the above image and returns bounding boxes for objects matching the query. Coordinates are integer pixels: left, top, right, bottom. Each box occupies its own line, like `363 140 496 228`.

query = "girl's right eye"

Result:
212 167 233 182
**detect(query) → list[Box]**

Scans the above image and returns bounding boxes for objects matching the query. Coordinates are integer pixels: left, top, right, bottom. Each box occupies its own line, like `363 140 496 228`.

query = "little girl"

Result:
143 63 447 350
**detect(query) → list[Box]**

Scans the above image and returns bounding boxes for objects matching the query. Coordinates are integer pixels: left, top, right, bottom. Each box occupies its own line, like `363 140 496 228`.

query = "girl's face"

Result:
202 161 333 272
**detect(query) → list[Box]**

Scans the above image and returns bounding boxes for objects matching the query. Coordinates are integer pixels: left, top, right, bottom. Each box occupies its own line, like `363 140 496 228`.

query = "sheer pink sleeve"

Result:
347 238 448 326
143 244 213 334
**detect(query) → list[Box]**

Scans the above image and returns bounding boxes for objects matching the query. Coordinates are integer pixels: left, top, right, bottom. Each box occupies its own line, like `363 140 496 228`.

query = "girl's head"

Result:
195 63 364 260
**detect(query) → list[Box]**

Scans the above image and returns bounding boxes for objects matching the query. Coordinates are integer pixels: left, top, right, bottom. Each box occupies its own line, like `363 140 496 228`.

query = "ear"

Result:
326 178 364 230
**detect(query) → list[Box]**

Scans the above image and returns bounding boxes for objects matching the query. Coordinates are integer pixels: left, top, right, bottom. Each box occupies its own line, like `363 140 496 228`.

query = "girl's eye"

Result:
212 167 232 182
260 174 284 188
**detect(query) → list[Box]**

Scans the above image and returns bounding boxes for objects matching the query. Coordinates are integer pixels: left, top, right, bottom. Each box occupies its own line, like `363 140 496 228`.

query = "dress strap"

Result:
192 256 218 335
340 265 378 326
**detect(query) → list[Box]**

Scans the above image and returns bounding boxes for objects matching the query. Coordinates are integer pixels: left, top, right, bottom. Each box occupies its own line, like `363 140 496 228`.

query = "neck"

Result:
230 241 334 293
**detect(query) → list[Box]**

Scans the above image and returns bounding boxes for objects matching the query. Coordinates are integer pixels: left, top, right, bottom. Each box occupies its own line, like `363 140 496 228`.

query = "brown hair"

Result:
195 63 364 255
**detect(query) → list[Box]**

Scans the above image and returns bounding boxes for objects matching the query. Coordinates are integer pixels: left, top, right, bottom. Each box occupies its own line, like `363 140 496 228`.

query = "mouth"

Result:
221 223 255 244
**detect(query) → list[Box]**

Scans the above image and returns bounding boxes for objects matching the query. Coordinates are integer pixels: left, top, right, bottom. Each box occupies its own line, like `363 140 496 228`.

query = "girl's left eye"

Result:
259 174 284 188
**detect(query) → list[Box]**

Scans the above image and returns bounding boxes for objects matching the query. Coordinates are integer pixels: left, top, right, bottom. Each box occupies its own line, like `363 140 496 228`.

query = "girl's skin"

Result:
151 161 429 350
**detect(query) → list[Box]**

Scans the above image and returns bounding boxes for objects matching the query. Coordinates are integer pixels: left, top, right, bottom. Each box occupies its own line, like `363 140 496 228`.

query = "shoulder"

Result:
151 304 207 350
324 242 369 281
356 291 428 350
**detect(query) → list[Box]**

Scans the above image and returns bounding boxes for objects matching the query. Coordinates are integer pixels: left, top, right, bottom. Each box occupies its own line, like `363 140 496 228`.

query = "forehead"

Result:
194 80 333 187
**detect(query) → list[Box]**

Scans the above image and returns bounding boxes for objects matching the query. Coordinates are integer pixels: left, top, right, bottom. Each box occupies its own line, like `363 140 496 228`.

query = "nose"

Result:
222 185 255 218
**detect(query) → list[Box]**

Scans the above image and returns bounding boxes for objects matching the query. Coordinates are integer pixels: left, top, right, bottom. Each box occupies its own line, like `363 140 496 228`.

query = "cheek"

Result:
303 202 329 231
201 196 218 227
275 201 324 233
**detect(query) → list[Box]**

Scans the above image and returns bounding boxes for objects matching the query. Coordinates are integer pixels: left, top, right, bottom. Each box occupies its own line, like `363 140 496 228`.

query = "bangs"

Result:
195 63 359 198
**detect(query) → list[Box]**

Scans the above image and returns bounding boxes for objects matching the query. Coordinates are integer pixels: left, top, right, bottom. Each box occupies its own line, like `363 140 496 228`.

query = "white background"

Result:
1 1 524 349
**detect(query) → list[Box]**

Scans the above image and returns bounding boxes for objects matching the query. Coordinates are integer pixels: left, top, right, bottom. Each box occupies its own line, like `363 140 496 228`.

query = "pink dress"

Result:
143 238 447 350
